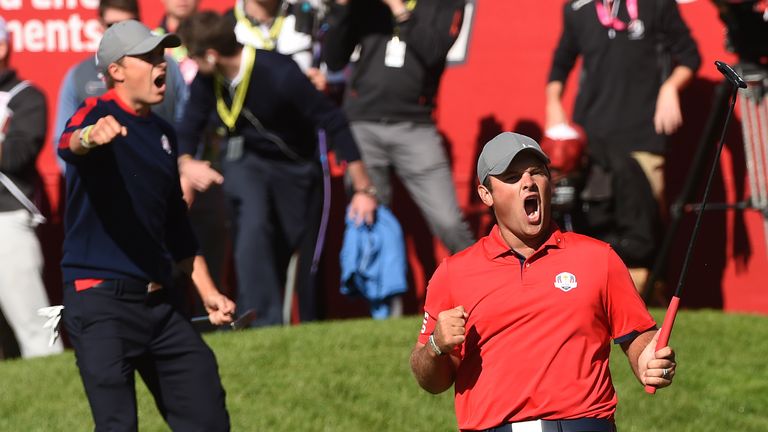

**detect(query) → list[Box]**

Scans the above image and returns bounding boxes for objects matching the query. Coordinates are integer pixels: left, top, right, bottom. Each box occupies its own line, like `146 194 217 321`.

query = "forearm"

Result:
624 330 655 384
545 81 564 106
346 160 373 192
180 255 221 299
409 343 457 394
661 65 694 92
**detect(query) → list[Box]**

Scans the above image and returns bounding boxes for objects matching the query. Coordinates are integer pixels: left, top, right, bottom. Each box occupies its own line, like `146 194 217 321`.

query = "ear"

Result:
477 183 494 208
204 48 218 64
107 62 125 83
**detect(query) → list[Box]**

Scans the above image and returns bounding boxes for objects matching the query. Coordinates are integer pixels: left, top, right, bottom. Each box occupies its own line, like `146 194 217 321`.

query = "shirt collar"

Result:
226 54 250 90
102 89 148 117
483 224 566 259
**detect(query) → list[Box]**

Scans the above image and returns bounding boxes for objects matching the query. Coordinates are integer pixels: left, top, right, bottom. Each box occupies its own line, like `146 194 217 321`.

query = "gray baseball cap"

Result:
96 20 181 71
477 132 550 185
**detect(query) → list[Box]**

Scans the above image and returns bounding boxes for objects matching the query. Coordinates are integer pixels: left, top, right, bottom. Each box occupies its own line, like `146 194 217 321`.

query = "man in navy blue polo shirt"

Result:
57 20 234 431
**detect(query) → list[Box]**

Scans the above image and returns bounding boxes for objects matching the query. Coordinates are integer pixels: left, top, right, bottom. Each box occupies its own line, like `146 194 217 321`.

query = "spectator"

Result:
57 20 234 430
545 0 701 292
410 132 676 432
0 16 64 359
156 0 201 84
542 125 660 291
232 0 327 90
176 11 377 326
52 0 187 172
322 0 475 258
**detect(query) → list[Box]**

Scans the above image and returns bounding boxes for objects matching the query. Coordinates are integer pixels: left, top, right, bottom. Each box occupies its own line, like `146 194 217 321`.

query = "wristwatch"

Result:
428 333 445 356
356 185 378 198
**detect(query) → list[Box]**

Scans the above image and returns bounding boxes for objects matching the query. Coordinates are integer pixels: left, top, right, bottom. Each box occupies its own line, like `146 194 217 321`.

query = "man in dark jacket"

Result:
322 0 474 258
176 11 377 327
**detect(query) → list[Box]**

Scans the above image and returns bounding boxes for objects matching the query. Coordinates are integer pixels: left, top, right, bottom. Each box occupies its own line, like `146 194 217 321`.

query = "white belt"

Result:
510 420 543 432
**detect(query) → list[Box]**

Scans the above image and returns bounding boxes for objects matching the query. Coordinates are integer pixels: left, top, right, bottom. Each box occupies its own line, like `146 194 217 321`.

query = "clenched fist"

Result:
73 115 127 154
432 305 468 354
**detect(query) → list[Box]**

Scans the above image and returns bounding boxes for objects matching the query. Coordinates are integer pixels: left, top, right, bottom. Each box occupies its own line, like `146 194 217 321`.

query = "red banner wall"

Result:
3 0 765 316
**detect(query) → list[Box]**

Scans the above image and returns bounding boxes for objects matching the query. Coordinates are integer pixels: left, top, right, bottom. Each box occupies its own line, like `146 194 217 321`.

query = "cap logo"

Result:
554 272 578 292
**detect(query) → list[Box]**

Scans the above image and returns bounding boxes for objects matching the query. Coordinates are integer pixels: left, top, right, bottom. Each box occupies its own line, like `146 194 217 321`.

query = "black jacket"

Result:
0 70 46 213
548 0 700 157
323 0 464 123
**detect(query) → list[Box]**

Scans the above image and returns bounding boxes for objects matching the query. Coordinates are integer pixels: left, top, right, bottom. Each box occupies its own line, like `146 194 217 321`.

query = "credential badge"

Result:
554 272 578 292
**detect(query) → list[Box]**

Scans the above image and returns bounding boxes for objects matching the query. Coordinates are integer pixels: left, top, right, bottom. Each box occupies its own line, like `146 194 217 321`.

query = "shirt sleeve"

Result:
163 127 199 261
321 2 357 72
548 3 580 84
660 0 701 72
56 98 103 165
398 0 464 68
604 246 657 343
417 258 454 345
176 73 216 157
279 60 361 162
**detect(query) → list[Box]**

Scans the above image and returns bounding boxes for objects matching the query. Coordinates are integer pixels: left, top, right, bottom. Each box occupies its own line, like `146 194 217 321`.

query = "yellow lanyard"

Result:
235 1 286 51
394 0 418 37
214 46 256 131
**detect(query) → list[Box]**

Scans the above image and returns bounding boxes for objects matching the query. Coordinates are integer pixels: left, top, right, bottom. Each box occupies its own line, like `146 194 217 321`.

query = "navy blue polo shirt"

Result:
58 89 198 287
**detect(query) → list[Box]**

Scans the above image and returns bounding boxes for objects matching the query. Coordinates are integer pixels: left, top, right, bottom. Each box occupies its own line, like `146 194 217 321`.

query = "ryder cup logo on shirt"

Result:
554 272 578 292
161 135 172 155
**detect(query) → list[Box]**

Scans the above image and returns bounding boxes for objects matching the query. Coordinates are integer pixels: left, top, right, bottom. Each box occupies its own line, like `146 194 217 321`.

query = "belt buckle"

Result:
146 282 162 293
511 420 542 432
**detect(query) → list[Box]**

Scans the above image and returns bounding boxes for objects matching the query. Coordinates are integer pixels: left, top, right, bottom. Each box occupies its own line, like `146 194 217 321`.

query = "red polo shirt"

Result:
418 225 655 431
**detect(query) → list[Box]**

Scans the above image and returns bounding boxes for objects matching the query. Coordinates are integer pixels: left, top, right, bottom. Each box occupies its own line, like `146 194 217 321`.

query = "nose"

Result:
520 171 535 188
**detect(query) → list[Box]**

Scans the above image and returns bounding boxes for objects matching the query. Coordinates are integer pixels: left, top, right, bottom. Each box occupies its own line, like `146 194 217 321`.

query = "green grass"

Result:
1 309 766 431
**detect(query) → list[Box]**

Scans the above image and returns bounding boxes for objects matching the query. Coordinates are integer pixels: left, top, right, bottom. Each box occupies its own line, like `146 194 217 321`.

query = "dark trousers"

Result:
62 281 230 432
222 151 321 326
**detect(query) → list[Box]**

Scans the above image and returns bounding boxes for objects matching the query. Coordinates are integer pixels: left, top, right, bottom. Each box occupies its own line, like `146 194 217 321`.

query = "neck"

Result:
216 50 244 81
245 0 280 23
498 225 549 259
113 86 151 116
165 15 182 33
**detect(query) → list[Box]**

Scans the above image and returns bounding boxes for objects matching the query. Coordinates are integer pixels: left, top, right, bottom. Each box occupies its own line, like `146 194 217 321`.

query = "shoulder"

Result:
71 56 99 79
441 237 487 269
258 49 298 68
561 231 613 253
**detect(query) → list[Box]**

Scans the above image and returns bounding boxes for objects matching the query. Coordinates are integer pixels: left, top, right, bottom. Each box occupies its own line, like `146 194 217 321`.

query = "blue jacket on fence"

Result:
340 206 407 319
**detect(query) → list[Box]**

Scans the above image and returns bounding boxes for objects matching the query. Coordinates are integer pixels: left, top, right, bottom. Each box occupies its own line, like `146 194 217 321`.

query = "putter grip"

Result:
645 296 680 394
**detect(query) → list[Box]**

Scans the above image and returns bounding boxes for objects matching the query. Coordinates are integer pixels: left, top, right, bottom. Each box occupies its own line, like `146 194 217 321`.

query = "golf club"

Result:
645 60 746 394
191 308 258 331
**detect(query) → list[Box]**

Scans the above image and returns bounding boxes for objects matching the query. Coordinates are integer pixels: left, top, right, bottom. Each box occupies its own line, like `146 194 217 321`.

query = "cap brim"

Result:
486 148 550 178
125 33 181 57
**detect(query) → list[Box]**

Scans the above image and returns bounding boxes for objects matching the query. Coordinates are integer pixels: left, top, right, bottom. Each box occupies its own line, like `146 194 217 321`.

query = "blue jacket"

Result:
340 206 407 318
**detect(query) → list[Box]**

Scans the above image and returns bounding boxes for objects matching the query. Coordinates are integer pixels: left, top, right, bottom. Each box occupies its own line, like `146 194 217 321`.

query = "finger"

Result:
654 346 674 360
120 126 128 136
103 116 122 133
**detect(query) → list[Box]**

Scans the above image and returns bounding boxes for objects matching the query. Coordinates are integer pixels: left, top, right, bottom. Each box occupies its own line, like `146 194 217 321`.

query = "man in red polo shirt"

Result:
410 132 676 432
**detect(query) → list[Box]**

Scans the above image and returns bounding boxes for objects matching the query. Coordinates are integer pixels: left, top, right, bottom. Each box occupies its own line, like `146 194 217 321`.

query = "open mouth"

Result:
153 74 166 89
524 196 540 222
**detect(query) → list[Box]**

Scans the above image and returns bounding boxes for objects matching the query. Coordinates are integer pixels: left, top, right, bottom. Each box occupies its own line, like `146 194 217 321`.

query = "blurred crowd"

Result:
0 0 708 360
